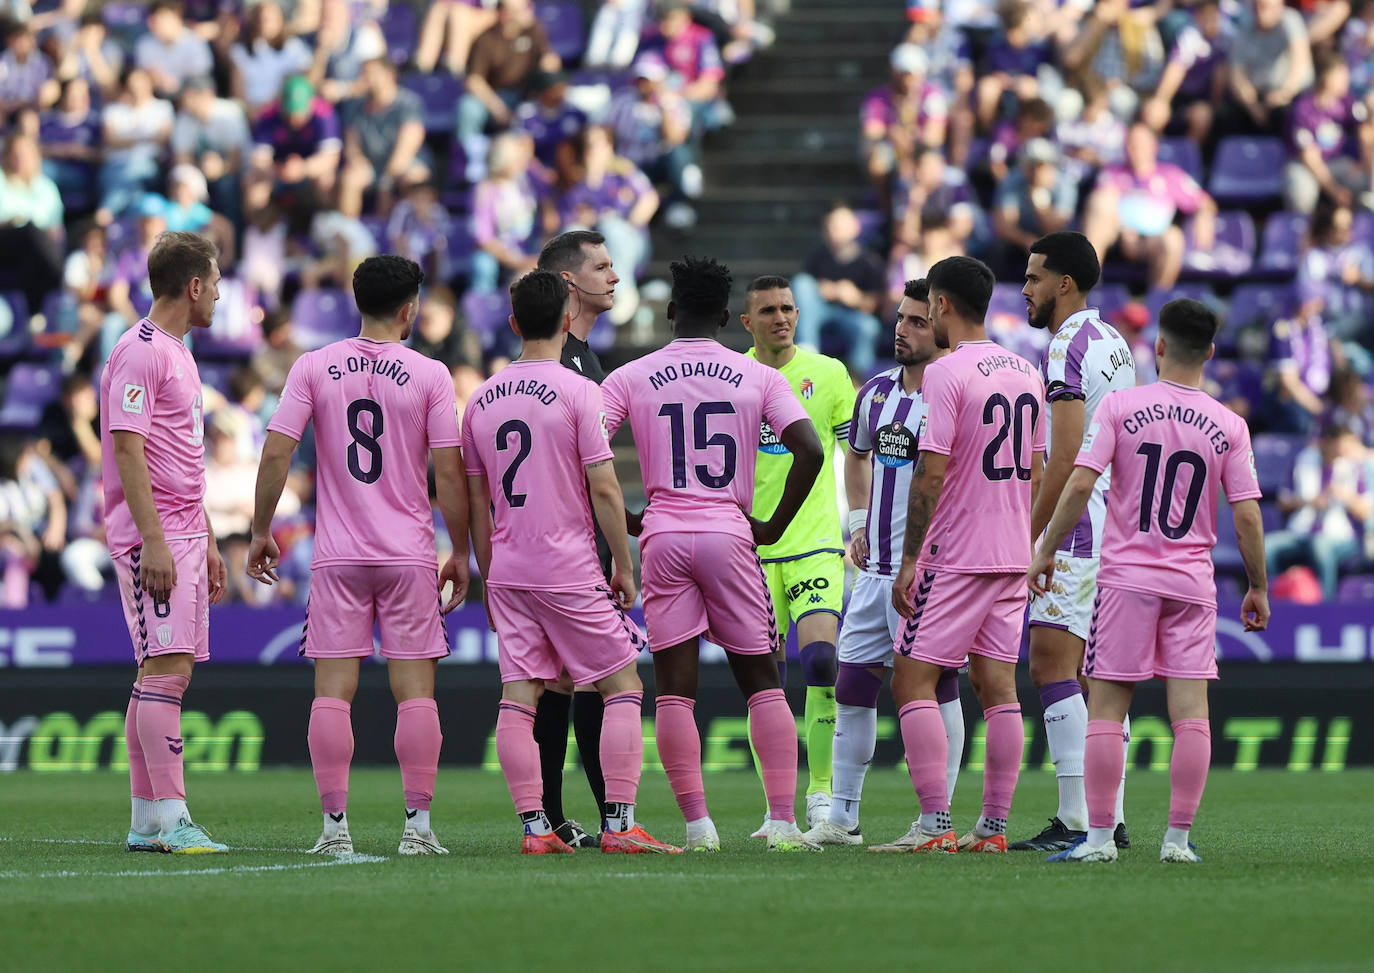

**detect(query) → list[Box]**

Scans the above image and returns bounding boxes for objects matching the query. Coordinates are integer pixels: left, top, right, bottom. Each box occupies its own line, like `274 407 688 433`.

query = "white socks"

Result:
1045 691 1089 830
1117 715 1130 826
1163 826 1189 849
156 798 189 835
406 808 430 834
131 797 157 835
829 703 877 830
685 817 716 843
323 811 348 838
940 698 964 801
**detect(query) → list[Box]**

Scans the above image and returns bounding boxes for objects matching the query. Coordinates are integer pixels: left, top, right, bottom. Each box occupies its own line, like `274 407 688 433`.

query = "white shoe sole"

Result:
309 836 354 854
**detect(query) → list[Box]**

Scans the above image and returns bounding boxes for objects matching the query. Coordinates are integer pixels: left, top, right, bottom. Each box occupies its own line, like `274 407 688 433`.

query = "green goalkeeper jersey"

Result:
746 347 857 561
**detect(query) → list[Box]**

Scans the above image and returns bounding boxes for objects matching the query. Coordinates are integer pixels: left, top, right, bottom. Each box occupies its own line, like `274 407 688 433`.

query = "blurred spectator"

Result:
410 285 485 413
251 308 304 396
135 0 213 98
251 74 342 223
1327 365 1374 446
1283 49 1373 214
1306 0 1356 47
458 0 559 143
230 1 313 118
339 57 429 218
975 0 1054 132
0 433 65 607
1060 0 1164 122
37 75 99 210
586 0 648 70
164 164 235 266
172 75 251 222
887 207 965 316
792 203 885 376
1296 201 1374 360
516 71 587 172
1082 121 1216 289
1114 300 1156 384
1344 3 1374 106
1224 0 1314 135
97 66 173 223
308 0 387 104
895 146 980 250
990 138 1077 278
36 371 100 492
101 195 167 360
1141 0 1229 143
50 10 122 97
0 20 55 118
415 0 499 76
58 223 112 368
0 132 64 314
1267 421 1372 599
986 95 1054 185
470 131 540 292
640 0 731 135
861 44 948 214
1057 73 1127 185
225 365 269 458
904 0 975 163
1265 310 1331 434
386 177 457 284
604 56 698 217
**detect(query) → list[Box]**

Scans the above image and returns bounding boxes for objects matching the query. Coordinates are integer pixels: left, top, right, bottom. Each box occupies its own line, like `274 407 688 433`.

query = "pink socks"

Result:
600 691 644 806
1169 719 1211 830
747 688 798 824
395 698 442 810
1085 719 1126 830
898 700 949 814
308 697 354 814
656 695 708 822
981 703 1023 821
125 683 154 801
136 673 189 800
496 701 542 813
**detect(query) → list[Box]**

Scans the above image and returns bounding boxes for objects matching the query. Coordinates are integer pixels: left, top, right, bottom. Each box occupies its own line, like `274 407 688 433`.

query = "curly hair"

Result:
670 254 732 318
352 255 425 319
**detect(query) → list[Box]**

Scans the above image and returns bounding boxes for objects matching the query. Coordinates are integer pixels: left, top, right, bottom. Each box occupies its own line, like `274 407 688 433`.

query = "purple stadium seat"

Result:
1214 574 1243 602
1354 209 1374 249
1157 137 1203 183
853 208 885 247
1208 136 1286 204
1093 284 1132 324
379 4 418 65
535 1 588 64
1207 358 1264 410
192 278 263 359
1144 283 1214 323
0 363 61 428
198 362 234 398
359 215 386 248
400 72 464 136
291 288 362 351
985 283 1046 361
461 290 511 347
1259 501 1283 532
1256 212 1308 277
1220 283 1292 353
1250 433 1306 497
1212 501 1245 575
1183 210 1254 280
1336 575 1374 601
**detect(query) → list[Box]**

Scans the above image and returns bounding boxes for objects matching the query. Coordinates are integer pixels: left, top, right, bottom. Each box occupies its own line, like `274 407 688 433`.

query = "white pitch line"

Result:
0 852 388 879
0 836 317 853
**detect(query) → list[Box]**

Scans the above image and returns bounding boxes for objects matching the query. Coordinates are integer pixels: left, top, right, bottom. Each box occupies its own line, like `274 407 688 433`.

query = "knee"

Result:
799 640 837 686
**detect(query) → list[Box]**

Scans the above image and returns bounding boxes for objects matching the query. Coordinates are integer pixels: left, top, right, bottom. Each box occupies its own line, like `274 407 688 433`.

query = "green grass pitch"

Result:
2 768 1371 972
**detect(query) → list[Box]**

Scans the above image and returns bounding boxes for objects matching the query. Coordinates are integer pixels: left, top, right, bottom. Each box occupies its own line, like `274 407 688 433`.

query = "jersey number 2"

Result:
497 419 532 507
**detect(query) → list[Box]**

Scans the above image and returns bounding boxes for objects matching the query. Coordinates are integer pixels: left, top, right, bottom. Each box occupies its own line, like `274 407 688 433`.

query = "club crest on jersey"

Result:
1247 451 1258 481
876 421 916 468
122 384 145 414
156 624 173 647
800 379 814 399
758 421 789 455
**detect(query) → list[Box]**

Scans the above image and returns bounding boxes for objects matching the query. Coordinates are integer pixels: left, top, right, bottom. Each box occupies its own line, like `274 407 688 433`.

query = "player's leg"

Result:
1013 624 1090 847
794 552 844 819
309 658 360 853
881 652 955 852
570 686 606 825
532 673 574 838
1157 597 1219 863
114 548 161 850
937 667 964 801
745 561 792 837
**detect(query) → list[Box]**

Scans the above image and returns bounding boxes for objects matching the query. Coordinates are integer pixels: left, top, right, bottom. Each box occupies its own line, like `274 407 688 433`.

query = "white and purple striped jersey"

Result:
850 367 926 578
1042 308 1135 558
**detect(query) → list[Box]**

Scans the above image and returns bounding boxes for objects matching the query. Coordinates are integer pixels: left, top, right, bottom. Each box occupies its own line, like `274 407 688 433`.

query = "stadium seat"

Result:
379 3 418 65
0 362 61 429
1144 283 1215 324
1220 283 1293 354
192 278 262 359
1207 358 1264 412
853 208 885 247
291 288 363 351
1250 433 1306 497
1353 209 1374 249
400 72 464 136
1256 212 1308 278
1157 136 1204 183
1336 575 1374 601
1093 284 1133 324
1212 501 1246 576
1208 136 1286 204
198 361 234 398
535 1 588 65
461 290 512 347
1183 211 1254 280
1259 501 1283 532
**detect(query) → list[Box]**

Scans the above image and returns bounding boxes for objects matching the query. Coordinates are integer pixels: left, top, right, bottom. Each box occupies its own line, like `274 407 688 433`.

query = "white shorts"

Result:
1028 554 1099 642
837 572 902 668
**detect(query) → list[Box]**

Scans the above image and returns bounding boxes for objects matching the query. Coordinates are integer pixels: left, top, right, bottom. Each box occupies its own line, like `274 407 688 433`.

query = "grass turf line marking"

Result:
0 852 388 879
0 836 318 853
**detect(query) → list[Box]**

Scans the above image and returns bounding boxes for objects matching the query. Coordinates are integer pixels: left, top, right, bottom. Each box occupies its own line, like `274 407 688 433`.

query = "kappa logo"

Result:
1044 603 1063 618
808 594 823 604
122 384 146 414
157 624 173 647
786 577 830 601
872 392 887 405
800 378 814 399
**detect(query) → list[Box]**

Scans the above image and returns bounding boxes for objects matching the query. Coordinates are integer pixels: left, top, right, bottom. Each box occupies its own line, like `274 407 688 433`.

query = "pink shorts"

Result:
302 564 449 660
487 583 645 685
114 536 209 664
895 569 1025 667
640 531 776 655
1084 585 1218 682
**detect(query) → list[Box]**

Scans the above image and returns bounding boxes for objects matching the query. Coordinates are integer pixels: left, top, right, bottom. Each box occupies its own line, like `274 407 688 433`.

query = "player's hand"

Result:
626 507 644 537
246 533 281 586
1241 586 1270 632
749 516 782 548
141 537 177 604
1027 550 1056 597
206 542 228 604
848 526 869 571
891 562 917 618
439 553 469 614
609 566 637 610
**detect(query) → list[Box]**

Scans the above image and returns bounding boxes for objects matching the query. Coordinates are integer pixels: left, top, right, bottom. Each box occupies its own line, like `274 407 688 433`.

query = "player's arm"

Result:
1029 396 1085 541
844 446 872 568
111 430 176 602
432 445 471 613
752 418 823 547
891 449 948 617
586 459 637 610
247 430 299 585
1028 465 1099 596
466 474 494 580
1232 498 1270 632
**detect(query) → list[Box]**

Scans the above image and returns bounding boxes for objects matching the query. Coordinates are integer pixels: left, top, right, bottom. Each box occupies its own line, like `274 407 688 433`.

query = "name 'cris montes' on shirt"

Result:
1115 400 1237 454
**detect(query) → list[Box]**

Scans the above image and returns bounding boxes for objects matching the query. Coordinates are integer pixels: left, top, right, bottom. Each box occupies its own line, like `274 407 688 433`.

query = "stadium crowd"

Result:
0 0 1371 607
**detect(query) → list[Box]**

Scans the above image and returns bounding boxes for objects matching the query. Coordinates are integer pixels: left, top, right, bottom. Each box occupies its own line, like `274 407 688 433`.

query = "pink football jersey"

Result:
601 338 810 542
1077 380 1262 606
101 318 207 557
916 340 1046 574
462 359 614 588
267 337 460 568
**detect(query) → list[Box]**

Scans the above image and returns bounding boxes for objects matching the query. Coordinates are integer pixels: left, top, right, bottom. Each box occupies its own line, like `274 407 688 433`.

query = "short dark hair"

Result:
670 254 732 318
1030 231 1101 294
1158 298 1218 364
147 231 218 299
352 255 425 318
1315 47 1346 81
926 256 995 323
1017 97 1054 126
747 275 791 294
538 229 606 273
902 278 929 303
509 269 569 341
